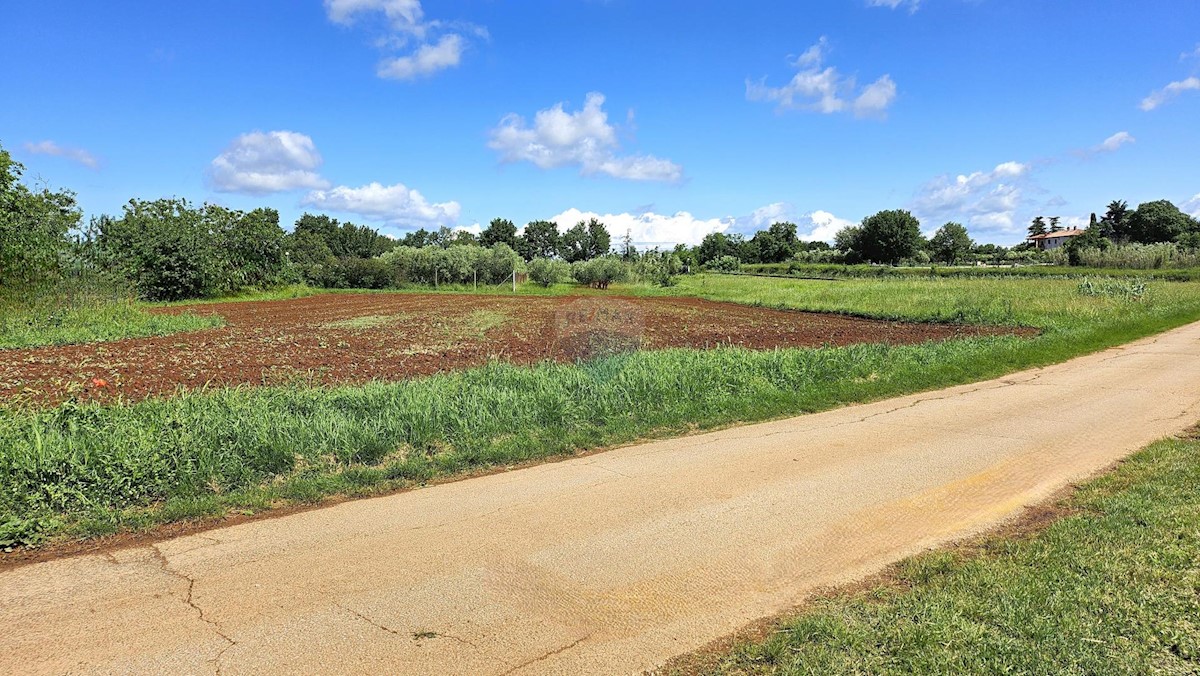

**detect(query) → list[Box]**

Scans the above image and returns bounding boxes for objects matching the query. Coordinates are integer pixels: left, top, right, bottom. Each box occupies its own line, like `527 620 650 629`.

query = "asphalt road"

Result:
5 322 1200 675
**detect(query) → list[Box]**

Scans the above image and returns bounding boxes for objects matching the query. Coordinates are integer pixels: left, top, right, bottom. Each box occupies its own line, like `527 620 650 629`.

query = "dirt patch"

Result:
0 293 1029 406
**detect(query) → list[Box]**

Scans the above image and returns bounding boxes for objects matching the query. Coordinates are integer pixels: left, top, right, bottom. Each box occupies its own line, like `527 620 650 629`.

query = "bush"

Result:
377 243 525 287
528 258 571 287
572 256 629 289
708 255 741 272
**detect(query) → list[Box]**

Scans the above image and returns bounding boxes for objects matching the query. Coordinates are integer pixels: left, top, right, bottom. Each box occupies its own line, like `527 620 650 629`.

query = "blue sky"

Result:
4 0 1199 247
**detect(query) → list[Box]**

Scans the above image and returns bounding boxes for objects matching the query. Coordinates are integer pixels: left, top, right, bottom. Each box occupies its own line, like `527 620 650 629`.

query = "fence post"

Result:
512 268 516 293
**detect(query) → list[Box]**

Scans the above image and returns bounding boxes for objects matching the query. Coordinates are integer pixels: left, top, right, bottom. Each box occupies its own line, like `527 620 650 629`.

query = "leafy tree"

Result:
214 207 287 288
1128 200 1195 244
1064 227 1112 266
619 229 636 261
521 220 562 260
833 225 863 263
100 198 219 301
571 255 628 289
708 255 741 272
1099 200 1132 241
747 221 800 263
527 257 571 287
697 232 738 264
0 145 80 290
398 228 433 248
929 222 974 264
561 218 611 262
1027 216 1048 238
480 218 518 248
856 210 924 265
1048 216 1063 232
450 229 479 246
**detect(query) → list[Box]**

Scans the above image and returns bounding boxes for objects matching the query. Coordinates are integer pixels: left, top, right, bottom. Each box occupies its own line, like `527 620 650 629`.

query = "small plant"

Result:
1077 276 1147 300
708 255 741 273
527 258 571 287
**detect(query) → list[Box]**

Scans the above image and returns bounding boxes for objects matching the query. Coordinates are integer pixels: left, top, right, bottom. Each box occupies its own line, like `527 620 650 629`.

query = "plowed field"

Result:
0 293 1026 406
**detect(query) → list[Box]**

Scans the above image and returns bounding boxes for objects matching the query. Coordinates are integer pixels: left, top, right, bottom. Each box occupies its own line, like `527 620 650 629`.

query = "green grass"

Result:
5 274 1200 546
689 432 1200 675
738 262 1200 282
0 296 222 350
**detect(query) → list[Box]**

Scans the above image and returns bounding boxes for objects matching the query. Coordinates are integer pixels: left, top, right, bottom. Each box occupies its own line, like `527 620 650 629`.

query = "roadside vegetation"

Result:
679 430 1200 674
6 273 1200 546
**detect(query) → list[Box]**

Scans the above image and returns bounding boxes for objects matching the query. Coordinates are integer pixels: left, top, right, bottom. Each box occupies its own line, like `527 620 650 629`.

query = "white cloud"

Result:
867 0 920 13
325 0 423 30
544 203 853 249
377 34 462 80
302 181 460 229
1183 44 1200 62
1140 76 1200 111
22 140 99 169
549 208 729 249
910 161 1031 235
208 131 330 194
325 0 478 81
747 37 897 118
489 93 683 183
1183 193 1200 219
1097 131 1135 152
799 210 856 242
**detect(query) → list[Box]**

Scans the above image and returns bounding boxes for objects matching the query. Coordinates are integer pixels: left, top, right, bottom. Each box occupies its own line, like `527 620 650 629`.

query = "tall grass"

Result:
5 274 1200 545
0 287 221 350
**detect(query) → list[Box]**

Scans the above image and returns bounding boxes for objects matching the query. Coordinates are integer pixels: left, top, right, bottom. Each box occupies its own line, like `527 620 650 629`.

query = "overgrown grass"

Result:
0 295 221 350
737 262 1200 282
689 432 1200 674
5 274 1200 545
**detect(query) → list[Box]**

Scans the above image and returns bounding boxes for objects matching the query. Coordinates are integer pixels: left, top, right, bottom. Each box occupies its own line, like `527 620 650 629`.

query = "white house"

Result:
1028 229 1085 250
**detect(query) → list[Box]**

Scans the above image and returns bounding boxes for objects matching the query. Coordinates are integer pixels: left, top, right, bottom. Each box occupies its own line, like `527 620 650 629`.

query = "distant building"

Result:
1028 229 1085 250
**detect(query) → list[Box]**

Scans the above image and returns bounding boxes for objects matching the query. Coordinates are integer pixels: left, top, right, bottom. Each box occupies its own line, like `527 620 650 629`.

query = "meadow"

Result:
4 273 1200 546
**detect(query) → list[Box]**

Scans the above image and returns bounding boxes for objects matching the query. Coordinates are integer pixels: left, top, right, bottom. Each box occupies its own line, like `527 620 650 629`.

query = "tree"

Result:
856 210 924 265
750 221 800 263
1128 200 1195 244
697 232 737 264
571 255 628 289
214 206 287 288
560 218 611 262
929 222 974 264
527 257 571 287
99 198 219 301
480 218 518 248
1027 216 1048 238
619 229 636 261
521 220 561 260
1098 200 1132 241
834 226 863 263
0 145 80 290
1048 216 1063 232
1064 227 1111 266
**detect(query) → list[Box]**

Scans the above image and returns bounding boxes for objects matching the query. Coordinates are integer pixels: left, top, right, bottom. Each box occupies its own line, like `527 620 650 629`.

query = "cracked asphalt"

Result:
5 322 1200 675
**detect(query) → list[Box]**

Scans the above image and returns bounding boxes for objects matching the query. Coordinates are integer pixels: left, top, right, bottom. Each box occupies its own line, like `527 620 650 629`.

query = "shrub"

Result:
572 256 629 289
528 258 571 287
708 255 741 272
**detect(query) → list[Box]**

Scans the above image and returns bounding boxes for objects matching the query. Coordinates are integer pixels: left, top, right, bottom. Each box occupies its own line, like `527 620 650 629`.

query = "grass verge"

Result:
5 274 1200 546
737 262 1200 281
675 430 1200 675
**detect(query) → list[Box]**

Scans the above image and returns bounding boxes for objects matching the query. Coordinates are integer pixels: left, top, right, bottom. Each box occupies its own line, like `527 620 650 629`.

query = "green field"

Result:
682 431 1200 675
4 274 1200 546
0 295 221 350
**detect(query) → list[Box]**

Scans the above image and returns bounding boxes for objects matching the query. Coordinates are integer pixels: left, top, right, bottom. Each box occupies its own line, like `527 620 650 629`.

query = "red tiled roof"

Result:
1028 229 1086 240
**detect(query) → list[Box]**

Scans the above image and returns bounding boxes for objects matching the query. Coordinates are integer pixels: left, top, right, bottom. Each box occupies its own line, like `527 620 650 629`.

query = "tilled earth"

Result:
0 293 1025 406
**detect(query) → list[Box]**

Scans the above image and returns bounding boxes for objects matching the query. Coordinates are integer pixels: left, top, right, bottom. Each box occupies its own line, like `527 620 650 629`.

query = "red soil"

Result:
0 293 1025 406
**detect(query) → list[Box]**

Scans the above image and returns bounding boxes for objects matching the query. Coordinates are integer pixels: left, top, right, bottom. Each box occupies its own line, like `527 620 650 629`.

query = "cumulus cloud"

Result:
22 141 99 169
1140 76 1200 111
747 37 897 118
910 161 1032 235
302 181 460 229
209 131 330 194
867 0 920 13
377 34 463 80
545 202 853 249
1183 193 1200 219
489 92 683 183
325 0 479 80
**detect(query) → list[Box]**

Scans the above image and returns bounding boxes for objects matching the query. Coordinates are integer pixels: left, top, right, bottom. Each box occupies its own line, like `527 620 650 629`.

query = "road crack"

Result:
500 634 592 675
150 544 236 674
